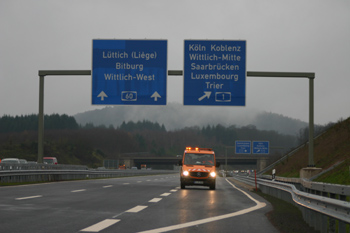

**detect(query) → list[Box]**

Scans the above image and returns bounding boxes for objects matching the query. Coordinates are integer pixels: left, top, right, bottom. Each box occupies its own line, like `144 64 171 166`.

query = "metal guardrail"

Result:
0 167 178 183
261 175 350 198
0 163 88 171
233 175 350 233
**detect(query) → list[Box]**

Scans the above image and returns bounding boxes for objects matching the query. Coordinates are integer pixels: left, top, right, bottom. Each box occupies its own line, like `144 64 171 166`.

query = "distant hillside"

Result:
74 103 308 136
272 117 350 184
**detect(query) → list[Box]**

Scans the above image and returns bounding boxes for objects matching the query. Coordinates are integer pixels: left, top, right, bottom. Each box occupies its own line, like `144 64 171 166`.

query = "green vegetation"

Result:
268 117 350 185
0 114 78 133
314 159 350 185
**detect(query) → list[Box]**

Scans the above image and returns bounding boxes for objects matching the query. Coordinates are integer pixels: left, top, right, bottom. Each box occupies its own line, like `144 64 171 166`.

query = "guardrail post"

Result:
338 195 347 233
329 193 336 233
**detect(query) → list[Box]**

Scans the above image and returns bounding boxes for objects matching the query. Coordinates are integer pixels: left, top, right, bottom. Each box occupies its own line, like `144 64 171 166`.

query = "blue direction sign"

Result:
253 141 269 154
92 39 167 105
235 141 251 154
184 40 246 106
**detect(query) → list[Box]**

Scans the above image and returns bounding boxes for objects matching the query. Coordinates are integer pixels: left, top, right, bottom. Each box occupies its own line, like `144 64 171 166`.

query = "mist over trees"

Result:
74 103 309 136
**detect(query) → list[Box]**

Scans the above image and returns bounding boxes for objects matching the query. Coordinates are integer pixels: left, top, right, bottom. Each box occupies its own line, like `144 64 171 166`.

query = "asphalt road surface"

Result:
0 174 280 233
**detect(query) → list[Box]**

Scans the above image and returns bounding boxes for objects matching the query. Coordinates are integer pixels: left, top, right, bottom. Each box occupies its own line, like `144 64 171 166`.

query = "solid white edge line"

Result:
80 219 120 232
137 178 266 233
15 195 43 200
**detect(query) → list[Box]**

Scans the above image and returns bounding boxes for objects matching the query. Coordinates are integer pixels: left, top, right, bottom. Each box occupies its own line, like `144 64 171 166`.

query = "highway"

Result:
0 174 279 233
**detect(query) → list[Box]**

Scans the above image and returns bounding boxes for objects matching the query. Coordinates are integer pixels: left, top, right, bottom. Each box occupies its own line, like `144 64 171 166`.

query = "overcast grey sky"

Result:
1 0 349 125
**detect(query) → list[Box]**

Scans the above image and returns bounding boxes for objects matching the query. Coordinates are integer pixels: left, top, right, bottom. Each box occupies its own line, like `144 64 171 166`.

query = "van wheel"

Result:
181 182 185 189
209 182 216 190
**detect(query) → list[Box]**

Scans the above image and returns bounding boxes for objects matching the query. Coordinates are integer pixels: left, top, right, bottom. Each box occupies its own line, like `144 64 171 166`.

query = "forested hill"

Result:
0 114 299 167
74 103 309 136
0 114 79 133
0 113 332 167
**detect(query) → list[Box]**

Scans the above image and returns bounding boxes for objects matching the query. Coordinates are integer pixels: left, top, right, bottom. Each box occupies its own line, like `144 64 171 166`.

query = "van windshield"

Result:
184 153 214 165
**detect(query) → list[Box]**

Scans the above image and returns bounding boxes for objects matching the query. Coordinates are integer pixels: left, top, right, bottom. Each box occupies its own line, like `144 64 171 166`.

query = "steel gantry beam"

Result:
38 70 315 167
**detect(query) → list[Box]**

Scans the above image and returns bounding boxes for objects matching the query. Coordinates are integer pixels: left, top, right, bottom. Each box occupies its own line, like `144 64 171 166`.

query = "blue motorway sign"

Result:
253 141 269 154
235 141 251 154
92 39 167 105
184 40 246 106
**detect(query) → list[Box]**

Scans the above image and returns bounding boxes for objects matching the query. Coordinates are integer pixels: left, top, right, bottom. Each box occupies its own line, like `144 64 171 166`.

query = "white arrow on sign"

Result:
151 91 161 101
97 91 108 101
198 92 211 101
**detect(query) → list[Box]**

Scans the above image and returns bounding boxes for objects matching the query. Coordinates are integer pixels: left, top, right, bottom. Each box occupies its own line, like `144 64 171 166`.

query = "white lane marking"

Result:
71 189 86 193
15 195 43 200
80 219 120 232
146 180 151 182
137 181 142 183
149 198 162 203
170 189 177 192
137 179 266 233
126 205 148 213
103 185 113 188
160 193 171 197
123 183 130 185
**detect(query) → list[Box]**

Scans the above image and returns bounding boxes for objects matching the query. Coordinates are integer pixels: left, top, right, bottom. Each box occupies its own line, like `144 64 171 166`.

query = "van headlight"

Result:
183 171 189 176
210 172 216 178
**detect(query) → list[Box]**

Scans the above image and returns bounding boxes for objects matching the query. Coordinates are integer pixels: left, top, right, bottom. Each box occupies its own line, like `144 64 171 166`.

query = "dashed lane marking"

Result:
160 193 171 197
80 219 120 232
15 195 43 200
71 189 86 193
126 205 148 213
149 198 162 203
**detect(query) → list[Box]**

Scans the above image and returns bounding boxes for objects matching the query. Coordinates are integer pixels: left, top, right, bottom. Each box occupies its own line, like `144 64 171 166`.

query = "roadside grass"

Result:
313 158 350 185
254 189 320 233
265 117 350 183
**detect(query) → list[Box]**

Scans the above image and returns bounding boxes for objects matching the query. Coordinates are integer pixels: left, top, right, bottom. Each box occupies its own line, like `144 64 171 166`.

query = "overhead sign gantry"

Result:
38 39 315 168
